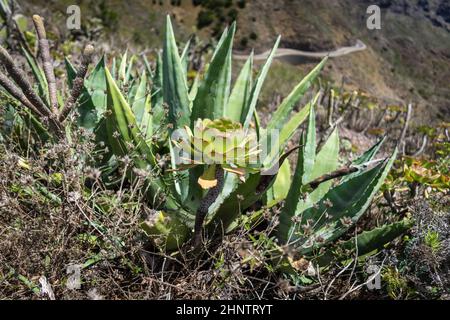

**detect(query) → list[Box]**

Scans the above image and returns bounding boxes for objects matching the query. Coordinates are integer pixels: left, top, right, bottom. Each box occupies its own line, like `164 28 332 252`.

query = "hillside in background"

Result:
22 0 450 123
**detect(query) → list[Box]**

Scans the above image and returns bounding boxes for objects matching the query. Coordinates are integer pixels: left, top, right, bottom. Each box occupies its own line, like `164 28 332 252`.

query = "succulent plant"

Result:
80 16 331 249
274 108 413 268
173 117 260 189
0 13 412 266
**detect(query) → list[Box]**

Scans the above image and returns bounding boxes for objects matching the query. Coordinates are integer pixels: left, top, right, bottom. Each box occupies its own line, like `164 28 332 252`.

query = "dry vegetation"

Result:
0 0 448 300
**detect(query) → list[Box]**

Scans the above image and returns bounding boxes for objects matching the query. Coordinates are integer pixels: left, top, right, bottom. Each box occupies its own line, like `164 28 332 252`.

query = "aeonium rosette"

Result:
172 118 261 189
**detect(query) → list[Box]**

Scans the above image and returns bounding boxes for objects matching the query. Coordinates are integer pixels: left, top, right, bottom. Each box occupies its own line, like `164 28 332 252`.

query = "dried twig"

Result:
383 189 398 213
398 103 413 155
308 166 358 190
0 45 50 117
375 107 388 127
349 98 361 129
32 15 58 115
58 45 95 122
326 89 334 127
339 256 387 300
411 134 428 157
360 107 374 133
0 70 45 117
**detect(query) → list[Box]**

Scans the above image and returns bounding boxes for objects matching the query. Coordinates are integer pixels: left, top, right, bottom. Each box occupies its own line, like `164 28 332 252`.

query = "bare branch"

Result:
0 45 50 117
0 70 45 117
411 134 428 157
32 15 58 115
58 44 94 122
326 88 334 127
308 166 358 190
398 103 413 155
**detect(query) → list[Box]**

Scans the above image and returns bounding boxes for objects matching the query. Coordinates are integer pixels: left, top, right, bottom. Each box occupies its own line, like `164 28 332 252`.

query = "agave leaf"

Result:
210 147 296 232
191 22 235 121
340 218 412 256
225 52 253 122
294 128 340 219
80 57 107 131
169 138 190 201
131 72 147 123
140 211 189 251
189 73 199 102
265 158 291 207
316 219 413 266
260 58 326 167
111 57 117 79
266 57 327 132
127 78 139 106
104 67 185 210
163 15 190 131
163 16 192 201
211 26 229 60
132 70 152 139
341 136 386 183
253 109 261 141
210 172 262 232
310 128 340 182
183 166 204 212
105 68 148 159
2 105 51 142
181 38 191 73
297 149 398 254
353 136 386 165
277 133 306 244
143 54 154 78
186 24 236 209
0 0 11 17
23 46 48 102
13 14 28 32
64 56 107 131
207 171 239 215
242 36 280 128
103 66 164 193
278 98 314 149
118 49 128 83
303 105 317 183
125 54 135 83
151 53 164 133
24 111 52 141
64 57 77 89
261 96 315 166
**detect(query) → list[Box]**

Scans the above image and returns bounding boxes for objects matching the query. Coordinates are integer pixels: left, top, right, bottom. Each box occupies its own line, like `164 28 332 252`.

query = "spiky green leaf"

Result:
242 36 280 127
226 53 253 122
297 149 398 254
317 219 413 266
266 57 327 132
191 22 235 121
163 16 190 131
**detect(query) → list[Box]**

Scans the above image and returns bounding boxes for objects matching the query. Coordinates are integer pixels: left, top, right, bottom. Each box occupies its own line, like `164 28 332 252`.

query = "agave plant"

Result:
0 14 412 267
274 108 413 268
99 16 322 249
99 16 412 256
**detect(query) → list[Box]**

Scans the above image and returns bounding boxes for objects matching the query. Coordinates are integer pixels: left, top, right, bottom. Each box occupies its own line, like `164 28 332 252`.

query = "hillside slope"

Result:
233 0 450 122
21 0 450 123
